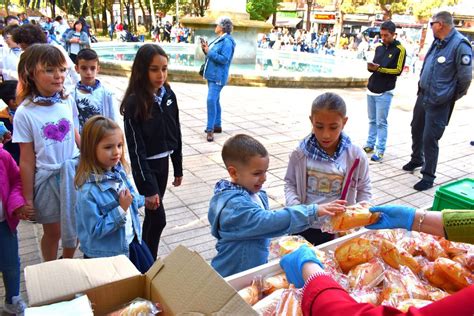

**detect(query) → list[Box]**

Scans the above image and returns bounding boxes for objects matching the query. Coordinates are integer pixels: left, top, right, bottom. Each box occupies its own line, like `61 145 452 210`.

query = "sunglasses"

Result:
430 21 440 27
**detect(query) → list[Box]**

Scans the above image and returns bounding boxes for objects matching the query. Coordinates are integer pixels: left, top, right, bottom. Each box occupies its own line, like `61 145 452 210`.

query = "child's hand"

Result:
2 131 12 144
145 194 160 210
119 188 133 211
317 200 347 217
14 204 35 220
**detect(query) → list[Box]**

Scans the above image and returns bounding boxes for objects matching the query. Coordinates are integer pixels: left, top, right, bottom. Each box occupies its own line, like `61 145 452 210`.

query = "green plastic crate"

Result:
431 178 474 211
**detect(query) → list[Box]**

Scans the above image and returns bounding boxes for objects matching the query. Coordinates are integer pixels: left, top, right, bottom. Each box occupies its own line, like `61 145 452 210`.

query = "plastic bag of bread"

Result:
238 277 262 305
398 266 429 300
321 202 379 233
379 269 411 307
396 298 433 312
418 234 449 261
263 273 289 295
334 237 377 273
379 239 420 274
438 238 472 257
424 257 473 292
425 284 450 301
350 288 381 305
347 259 385 290
252 288 285 316
107 298 162 316
270 236 313 257
452 252 474 271
275 285 302 316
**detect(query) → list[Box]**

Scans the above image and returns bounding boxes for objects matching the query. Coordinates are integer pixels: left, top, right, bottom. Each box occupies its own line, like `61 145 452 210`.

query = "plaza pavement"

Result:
1 72 473 310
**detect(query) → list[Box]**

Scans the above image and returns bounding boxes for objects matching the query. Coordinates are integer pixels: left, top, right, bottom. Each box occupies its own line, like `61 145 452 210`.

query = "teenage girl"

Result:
74 116 153 273
13 44 81 261
120 44 183 260
284 92 372 245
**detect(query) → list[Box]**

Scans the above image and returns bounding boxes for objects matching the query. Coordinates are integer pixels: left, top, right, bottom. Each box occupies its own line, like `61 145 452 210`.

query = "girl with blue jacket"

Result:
74 116 153 273
201 16 236 142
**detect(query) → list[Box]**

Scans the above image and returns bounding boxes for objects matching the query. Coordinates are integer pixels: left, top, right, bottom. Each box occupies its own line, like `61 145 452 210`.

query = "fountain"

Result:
180 0 272 64
95 0 369 88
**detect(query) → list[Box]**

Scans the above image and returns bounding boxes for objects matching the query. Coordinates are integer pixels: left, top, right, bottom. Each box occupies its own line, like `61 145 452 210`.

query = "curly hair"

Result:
11 24 47 47
216 16 233 34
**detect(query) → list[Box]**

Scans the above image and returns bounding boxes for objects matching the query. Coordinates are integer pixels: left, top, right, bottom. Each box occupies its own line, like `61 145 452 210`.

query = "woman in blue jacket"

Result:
201 16 236 142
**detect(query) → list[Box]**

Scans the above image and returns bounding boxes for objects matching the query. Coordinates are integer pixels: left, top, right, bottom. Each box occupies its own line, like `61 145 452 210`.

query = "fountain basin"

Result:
93 42 368 89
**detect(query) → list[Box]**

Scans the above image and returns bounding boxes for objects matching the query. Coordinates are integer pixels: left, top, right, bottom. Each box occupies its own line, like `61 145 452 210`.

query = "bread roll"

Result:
238 283 260 305
434 257 472 291
397 299 432 312
380 239 420 274
347 260 384 289
330 203 379 232
252 288 285 316
263 273 289 295
335 237 376 273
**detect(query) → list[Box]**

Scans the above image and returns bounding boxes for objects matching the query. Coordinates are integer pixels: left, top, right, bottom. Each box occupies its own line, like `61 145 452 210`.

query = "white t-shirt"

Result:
306 158 345 204
73 86 118 133
12 97 80 170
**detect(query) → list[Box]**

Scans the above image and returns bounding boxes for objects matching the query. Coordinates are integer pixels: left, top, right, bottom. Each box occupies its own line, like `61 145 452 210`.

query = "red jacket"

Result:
0 144 26 232
302 275 474 316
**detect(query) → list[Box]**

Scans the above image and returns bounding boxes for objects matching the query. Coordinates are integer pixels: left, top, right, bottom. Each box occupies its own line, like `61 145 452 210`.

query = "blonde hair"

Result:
16 44 68 105
74 116 129 188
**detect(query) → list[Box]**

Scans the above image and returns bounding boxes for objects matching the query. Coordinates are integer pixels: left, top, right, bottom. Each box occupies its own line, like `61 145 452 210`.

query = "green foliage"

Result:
246 0 281 21
412 0 460 20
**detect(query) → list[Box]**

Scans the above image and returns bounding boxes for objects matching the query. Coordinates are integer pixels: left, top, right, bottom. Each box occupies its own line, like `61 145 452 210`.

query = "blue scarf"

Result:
154 86 165 104
32 92 62 105
76 79 101 93
299 132 351 163
8 109 15 119
11 47 21 54
214 179 253 195
86 163 124 187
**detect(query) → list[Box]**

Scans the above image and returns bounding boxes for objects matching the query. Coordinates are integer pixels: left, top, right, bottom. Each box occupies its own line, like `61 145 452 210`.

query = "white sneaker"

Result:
3 295 26 315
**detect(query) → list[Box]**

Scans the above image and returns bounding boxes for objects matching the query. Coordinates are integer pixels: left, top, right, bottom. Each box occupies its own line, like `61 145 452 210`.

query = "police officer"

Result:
403 11 472 191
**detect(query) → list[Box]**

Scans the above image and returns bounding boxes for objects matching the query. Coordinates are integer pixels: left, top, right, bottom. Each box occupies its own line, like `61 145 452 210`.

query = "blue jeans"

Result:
139 35 145 42
0 221 20 303
206 81 224 131
366 92 393 153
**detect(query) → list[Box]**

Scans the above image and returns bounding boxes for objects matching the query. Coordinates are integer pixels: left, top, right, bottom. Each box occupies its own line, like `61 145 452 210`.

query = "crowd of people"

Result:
0 11 472 316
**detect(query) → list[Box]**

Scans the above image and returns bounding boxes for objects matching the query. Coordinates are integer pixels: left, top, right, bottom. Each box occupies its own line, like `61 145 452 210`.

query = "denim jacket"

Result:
203 34 236 85
76 168 145 258
208 180 318 277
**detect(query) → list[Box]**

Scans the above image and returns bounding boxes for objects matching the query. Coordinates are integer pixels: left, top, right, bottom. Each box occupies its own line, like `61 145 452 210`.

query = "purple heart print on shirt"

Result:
42 118 71 142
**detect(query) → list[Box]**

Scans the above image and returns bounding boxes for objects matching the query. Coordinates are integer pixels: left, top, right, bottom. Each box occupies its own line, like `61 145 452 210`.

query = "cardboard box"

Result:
225 229 368 291
25 245 257 315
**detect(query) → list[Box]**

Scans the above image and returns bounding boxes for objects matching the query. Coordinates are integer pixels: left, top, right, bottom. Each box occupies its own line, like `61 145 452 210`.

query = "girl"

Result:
12 44 81 261
74 116 153 273
284 92 372 245
0 123 33 315
120 44 183 260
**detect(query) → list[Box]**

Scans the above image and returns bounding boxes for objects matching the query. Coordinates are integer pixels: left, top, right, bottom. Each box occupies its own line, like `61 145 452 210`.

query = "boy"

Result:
73 48 118 132
208 134 346 277
0 80 19 164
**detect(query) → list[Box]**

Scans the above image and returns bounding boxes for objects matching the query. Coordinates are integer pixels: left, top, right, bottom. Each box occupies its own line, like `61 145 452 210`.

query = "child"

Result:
0 122 34 315
73 48 118 133
208 134 346 277
284 92 372 245
0 80 20 164
75 116 153 273
1 24 21 80
12 44 81 261
120 44 183 260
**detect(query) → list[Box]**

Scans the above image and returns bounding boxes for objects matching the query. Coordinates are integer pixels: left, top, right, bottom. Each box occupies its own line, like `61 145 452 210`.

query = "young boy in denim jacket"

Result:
208 134 346 277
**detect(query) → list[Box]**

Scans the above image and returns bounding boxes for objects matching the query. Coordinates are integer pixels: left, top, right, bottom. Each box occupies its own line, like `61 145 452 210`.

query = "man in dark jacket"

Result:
364 20 406 162
402 11 472 191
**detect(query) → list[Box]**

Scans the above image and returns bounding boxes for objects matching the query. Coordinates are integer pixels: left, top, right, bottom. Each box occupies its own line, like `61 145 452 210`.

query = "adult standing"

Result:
65 21 90 64
200 16 236 142
402 11 472 191
364 21 406 162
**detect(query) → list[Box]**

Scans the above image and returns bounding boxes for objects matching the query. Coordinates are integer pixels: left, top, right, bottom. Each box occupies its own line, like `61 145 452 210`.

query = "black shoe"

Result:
402 161 423 171
413 179 433 191
471 140 474 146
213 126 222 133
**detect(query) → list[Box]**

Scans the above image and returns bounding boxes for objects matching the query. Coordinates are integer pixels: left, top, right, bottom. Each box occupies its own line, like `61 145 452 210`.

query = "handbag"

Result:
199 63 205 76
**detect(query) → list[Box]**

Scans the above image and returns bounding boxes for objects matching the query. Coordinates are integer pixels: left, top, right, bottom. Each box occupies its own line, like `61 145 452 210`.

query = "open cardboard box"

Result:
25 245 257 315
225 229 368 291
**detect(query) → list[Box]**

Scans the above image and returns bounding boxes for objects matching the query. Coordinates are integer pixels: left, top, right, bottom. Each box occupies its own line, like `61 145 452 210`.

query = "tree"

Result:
191 0 210 17
246 0 281 21
411 0 460 20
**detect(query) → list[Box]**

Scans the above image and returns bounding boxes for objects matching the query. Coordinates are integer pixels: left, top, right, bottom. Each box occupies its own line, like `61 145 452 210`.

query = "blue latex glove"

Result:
366 205 416 231
279 244 324 288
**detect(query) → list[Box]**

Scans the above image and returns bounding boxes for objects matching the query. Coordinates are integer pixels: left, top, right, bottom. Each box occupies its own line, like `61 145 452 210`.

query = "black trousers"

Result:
410 95 451 183
142 157 169 260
